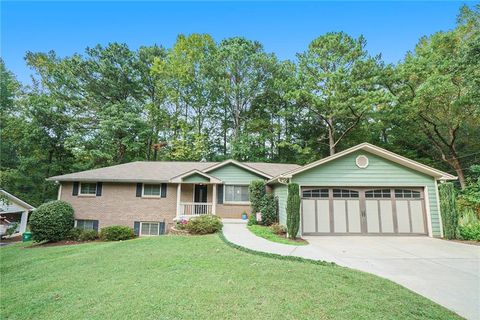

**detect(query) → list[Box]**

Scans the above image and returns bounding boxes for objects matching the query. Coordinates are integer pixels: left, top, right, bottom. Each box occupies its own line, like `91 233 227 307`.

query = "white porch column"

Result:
212 184 217 215
19 210 28 234
176 183 182 217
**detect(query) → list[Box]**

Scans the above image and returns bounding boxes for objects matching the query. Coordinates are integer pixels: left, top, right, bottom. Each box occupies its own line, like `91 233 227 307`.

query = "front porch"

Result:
176 183 218 218
172 170 222 218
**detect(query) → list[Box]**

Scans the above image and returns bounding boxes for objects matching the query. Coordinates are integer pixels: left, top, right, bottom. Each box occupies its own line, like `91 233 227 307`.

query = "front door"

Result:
194 185 208 203
194 185 208 214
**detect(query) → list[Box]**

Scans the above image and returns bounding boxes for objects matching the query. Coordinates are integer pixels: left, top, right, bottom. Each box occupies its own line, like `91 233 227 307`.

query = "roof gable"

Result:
0 190 35 211
169 169 221 184
270 143 456 182
203 160 273 179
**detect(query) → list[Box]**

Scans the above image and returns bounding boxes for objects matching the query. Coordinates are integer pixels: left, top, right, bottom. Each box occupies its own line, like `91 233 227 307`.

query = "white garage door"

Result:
301 188 427 235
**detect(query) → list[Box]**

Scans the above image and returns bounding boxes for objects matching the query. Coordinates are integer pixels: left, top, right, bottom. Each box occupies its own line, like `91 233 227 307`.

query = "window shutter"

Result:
93 220 99 232
217 184 224 204
161 183 167 198
96 182 103 196
159 221 165 234
72 182 79 196
133 221 140 236
136 183 142 197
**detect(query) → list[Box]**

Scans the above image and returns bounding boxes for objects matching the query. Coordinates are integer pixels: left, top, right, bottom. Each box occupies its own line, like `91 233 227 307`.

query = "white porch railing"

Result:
179 202 213 216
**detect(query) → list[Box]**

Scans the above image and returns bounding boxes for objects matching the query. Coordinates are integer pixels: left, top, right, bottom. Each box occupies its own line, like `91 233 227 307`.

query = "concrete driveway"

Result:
302 236 479 320
222 221 480 319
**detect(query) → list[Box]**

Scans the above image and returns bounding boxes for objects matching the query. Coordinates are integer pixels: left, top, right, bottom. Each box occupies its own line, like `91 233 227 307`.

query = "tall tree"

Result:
213 37 277 157
298 32 387 155
386 5 480 188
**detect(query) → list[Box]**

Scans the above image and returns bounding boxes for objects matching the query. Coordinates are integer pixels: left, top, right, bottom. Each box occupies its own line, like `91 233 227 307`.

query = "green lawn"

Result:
1 236 459 320
248 224 308 245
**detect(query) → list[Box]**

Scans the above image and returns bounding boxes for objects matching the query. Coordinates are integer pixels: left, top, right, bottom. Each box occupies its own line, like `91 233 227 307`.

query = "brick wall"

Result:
60 182 250 228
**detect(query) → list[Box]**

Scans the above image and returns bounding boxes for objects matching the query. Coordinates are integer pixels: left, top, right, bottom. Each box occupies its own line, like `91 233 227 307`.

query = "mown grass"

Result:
247 224 308 245
0 235 460 320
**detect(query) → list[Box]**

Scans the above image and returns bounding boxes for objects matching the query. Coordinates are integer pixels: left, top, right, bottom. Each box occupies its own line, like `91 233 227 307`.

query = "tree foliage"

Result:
1 6 479 206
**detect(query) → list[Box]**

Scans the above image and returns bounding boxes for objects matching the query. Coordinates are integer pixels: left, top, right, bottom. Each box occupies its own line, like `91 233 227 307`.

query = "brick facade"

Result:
60 182 250 231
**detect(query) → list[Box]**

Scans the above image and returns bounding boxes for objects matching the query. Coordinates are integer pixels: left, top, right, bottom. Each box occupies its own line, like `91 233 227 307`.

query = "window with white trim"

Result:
140 222 160 236
143 184 161 196
80 183 97 195
76 219 95 230
224 185 249 203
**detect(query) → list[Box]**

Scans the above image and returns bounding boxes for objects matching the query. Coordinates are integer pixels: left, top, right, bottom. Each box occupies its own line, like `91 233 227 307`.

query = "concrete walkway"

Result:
222 220 480 320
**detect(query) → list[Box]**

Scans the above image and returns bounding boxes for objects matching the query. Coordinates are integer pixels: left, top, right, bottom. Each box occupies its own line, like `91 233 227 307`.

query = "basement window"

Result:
140 222 160 236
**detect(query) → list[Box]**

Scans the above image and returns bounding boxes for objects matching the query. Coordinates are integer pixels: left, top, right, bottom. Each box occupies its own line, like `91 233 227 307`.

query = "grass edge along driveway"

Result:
247 224 308 245
1 235 460 320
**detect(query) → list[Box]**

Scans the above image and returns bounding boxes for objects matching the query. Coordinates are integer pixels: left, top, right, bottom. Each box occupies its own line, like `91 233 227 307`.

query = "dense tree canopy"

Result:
1 6 478 206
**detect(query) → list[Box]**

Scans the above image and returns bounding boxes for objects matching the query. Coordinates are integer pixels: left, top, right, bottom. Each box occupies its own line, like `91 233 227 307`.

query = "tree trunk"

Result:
327 117 336 155
449 156 466 189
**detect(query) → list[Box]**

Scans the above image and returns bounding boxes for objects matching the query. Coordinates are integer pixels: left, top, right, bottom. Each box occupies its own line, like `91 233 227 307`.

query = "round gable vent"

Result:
356 155 369 168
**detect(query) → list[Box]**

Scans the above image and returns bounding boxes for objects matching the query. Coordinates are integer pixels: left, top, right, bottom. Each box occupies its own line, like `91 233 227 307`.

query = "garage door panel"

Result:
379 200 394 233
333 200 347 233
396 201 411 233
301 187 427 236
365 200 380 233
410 200 425 233
302 200 316 233
316 200 330 232
347 200 361 233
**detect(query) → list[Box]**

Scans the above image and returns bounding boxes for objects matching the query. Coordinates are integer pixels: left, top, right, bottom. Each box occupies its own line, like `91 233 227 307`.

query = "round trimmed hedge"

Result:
29 200 75 242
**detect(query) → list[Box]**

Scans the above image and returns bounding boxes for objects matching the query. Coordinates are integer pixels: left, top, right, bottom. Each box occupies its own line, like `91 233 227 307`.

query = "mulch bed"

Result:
24 240 99 249
169 227 191 235
278 234 309 244
0 235 22 242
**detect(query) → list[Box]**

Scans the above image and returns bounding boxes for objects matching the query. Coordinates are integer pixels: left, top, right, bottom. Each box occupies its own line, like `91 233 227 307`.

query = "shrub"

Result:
249 180 266 215
286 183 300 239
457 166 480 217
439 182 458 239
270 223 286 235
66 228 99 241
247 213 257 226
79 229 98 241
66 228 82 241
458 208 480 241
29 200 74 242
185 215 223 235
100 225 135 241
458 222 480 241
261 193 278 226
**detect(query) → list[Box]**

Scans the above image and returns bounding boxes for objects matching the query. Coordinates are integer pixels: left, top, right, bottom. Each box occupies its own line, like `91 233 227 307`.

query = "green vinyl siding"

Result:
272 184 288 225
291 151 442 237
208 163 266 185
182 173 210 183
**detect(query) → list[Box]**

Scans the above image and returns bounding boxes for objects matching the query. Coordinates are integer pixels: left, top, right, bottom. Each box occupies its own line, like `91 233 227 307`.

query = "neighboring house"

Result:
0 189 34 235
48 143 456 238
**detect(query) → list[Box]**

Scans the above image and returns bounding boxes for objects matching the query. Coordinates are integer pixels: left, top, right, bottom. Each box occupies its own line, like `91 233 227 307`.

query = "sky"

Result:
1 1 467 84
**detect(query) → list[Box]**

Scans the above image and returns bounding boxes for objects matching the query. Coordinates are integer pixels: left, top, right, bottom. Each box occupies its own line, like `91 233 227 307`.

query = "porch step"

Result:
222 218 248 225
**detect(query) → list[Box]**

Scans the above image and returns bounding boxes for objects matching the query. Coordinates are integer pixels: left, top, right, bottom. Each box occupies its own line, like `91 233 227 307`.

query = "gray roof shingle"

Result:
47 161 301 183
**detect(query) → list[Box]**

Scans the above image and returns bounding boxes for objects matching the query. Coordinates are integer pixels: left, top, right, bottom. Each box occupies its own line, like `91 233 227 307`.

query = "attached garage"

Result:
271 143 457 238
301 187 428 235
